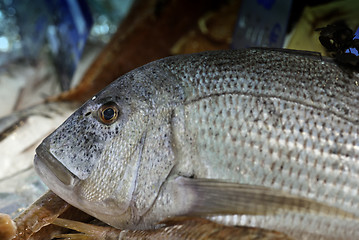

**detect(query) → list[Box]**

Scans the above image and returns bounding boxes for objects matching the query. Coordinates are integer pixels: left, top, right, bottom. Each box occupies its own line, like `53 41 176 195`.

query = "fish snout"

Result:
34 142 79 186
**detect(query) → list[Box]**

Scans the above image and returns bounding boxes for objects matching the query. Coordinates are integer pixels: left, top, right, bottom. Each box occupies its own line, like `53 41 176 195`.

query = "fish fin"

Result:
176 177 355 218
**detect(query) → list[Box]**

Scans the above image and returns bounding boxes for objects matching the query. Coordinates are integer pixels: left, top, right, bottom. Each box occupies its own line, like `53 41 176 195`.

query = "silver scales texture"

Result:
160 49 359 239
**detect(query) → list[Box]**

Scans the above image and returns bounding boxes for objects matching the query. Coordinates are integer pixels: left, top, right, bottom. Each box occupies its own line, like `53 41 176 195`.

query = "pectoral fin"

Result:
175 177 355 219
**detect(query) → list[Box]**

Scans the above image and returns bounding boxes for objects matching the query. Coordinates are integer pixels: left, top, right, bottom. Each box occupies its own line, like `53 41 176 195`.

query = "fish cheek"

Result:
47 113 110 181
72 112 149 219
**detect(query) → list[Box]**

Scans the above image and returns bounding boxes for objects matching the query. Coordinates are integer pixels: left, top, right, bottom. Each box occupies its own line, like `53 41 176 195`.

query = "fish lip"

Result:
35 143 79 186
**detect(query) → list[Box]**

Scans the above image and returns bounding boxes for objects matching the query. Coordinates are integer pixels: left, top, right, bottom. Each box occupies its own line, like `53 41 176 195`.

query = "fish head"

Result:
34 62 181 228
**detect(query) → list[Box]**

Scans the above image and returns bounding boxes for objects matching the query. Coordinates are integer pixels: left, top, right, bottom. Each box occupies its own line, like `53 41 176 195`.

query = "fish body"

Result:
34 49 359 239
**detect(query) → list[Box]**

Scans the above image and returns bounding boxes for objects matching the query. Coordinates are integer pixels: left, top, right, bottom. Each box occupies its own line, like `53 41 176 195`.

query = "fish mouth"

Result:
34 143 79 186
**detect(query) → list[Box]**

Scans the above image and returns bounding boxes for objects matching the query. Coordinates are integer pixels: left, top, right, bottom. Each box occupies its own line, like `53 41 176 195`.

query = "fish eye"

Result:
98 102 119 125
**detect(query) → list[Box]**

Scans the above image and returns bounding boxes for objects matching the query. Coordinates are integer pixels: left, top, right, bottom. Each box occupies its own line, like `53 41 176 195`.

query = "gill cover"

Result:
46 101 107 180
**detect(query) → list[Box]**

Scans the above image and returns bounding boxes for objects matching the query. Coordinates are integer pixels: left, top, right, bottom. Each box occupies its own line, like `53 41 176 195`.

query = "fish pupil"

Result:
103 108 115 120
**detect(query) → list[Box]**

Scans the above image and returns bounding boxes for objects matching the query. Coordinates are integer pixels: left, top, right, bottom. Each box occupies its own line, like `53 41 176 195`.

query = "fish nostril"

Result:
85 112 91 116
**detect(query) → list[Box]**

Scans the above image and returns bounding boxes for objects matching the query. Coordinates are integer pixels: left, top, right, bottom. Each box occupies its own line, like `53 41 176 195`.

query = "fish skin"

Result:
34 49 359 239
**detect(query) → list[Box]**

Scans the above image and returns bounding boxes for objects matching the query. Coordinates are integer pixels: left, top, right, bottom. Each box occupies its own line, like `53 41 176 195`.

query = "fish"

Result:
34 48 359 239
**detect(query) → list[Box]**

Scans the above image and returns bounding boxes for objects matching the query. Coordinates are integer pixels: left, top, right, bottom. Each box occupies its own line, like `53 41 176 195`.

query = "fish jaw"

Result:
34 141 133 224
33 119 143 228
34 142 90 214
34 142 78 187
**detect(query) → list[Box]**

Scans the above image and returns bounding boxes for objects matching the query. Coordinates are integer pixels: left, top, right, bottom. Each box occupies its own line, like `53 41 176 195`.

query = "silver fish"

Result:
34 49 359 240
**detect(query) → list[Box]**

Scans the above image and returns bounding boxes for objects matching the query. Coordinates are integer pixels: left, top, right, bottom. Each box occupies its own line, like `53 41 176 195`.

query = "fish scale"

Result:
164 49 359 238
34 48 359 239
181 94 359 239
183 92 358 200
163 50 359 123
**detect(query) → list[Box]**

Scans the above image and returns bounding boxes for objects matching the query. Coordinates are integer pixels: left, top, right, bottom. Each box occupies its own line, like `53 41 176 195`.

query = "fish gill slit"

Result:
137 163 177 223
